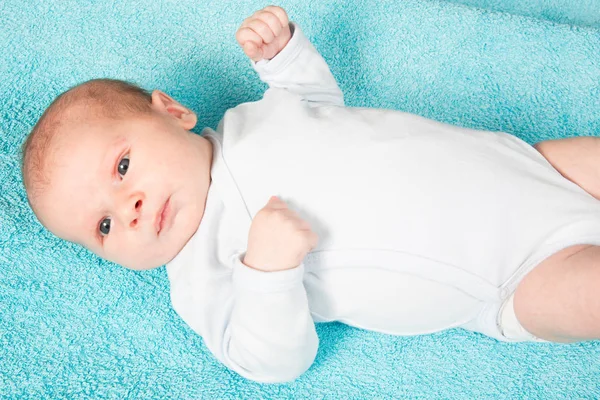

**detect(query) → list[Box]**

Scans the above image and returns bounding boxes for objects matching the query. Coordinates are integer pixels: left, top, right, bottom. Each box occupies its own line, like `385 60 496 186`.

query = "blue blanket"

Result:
445 0 600 27
1 0 599 397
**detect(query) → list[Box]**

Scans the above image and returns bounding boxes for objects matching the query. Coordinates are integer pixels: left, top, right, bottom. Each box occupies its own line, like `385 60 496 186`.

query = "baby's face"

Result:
36 108 212 270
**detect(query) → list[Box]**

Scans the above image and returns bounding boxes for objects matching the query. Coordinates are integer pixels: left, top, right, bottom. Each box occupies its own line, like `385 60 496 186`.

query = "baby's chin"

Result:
108 244 182 271
122 238 190 271
121 252 176 271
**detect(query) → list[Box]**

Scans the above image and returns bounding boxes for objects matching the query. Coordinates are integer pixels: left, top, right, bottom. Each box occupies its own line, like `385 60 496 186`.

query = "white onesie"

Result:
166 23 600 383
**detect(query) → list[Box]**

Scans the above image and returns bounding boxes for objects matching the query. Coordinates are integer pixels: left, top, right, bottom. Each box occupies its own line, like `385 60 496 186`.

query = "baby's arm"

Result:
172 197 319 383
212 260 318 383
236 6 344 107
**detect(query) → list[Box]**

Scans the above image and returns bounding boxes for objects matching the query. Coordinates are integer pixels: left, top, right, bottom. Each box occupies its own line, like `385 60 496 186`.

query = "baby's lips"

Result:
154 197 170 234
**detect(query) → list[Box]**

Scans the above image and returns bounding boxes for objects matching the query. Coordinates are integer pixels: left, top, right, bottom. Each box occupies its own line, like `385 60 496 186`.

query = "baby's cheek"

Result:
100 234 134 266
121 235 166 270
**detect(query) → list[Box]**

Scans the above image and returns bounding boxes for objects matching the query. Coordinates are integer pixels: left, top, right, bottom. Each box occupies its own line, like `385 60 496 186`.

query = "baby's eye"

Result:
118 155 130 178
99 217 111 236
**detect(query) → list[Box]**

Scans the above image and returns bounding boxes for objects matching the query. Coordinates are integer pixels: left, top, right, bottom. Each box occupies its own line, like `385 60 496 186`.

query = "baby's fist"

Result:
236 6 291 62
244 196 318 272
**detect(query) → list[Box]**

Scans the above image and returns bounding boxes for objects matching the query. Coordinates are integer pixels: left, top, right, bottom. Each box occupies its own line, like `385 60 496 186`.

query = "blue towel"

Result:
444 0 600 27
1 0 600 397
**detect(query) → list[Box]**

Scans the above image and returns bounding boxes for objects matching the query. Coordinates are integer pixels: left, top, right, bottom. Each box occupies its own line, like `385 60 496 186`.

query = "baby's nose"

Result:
129 198 143 228
120 194 144 228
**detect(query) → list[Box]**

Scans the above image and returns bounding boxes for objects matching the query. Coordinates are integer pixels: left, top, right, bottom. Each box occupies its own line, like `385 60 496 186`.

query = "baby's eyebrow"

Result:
88 138 127 248
103 138 128 176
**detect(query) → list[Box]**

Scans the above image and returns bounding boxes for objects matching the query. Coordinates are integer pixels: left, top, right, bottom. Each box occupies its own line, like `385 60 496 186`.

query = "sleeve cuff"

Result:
252 22 306 77
232 253 305 293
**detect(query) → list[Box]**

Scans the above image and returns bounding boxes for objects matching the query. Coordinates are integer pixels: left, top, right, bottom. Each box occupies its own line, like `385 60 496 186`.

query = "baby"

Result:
21 5 600 383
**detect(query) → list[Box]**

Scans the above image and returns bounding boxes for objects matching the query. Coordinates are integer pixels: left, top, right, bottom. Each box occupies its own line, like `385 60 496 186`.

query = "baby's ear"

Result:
150 90 197 130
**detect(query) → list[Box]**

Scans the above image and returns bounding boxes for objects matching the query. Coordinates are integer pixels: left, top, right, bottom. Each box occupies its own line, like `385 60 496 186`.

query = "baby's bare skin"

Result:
34 94 213 270
514 138 600 342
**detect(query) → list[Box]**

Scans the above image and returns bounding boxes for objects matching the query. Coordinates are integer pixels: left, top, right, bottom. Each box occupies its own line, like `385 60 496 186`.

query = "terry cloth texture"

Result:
1 0 599 397
442 0 600 27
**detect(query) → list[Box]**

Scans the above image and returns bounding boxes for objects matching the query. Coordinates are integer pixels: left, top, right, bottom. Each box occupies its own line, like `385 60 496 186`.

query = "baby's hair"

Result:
21 78 153 209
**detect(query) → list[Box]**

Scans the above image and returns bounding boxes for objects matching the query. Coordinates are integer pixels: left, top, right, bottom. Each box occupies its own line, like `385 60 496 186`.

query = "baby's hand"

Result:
244 196 318 272
236 6 292 62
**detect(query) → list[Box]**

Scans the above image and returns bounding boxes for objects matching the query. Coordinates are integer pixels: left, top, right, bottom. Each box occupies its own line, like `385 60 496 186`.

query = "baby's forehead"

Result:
37 125 115 238
56 110 130 144
44 120 120 181
40 109 158 185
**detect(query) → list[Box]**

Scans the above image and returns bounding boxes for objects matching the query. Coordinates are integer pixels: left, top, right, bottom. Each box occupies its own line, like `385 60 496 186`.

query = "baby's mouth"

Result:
155 197 171 235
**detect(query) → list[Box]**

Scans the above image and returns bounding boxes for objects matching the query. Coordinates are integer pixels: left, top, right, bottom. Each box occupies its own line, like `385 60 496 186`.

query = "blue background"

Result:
1 0 599 397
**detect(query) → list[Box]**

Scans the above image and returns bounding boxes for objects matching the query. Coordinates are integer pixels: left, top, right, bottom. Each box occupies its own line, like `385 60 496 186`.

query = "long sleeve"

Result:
223 256 319 382
252 22 344 107
169 253 319 384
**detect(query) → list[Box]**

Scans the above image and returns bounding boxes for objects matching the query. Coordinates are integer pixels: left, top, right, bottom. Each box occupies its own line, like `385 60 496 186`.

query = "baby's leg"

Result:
508 138 600 342
513 244 600 342
534 137 600 200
